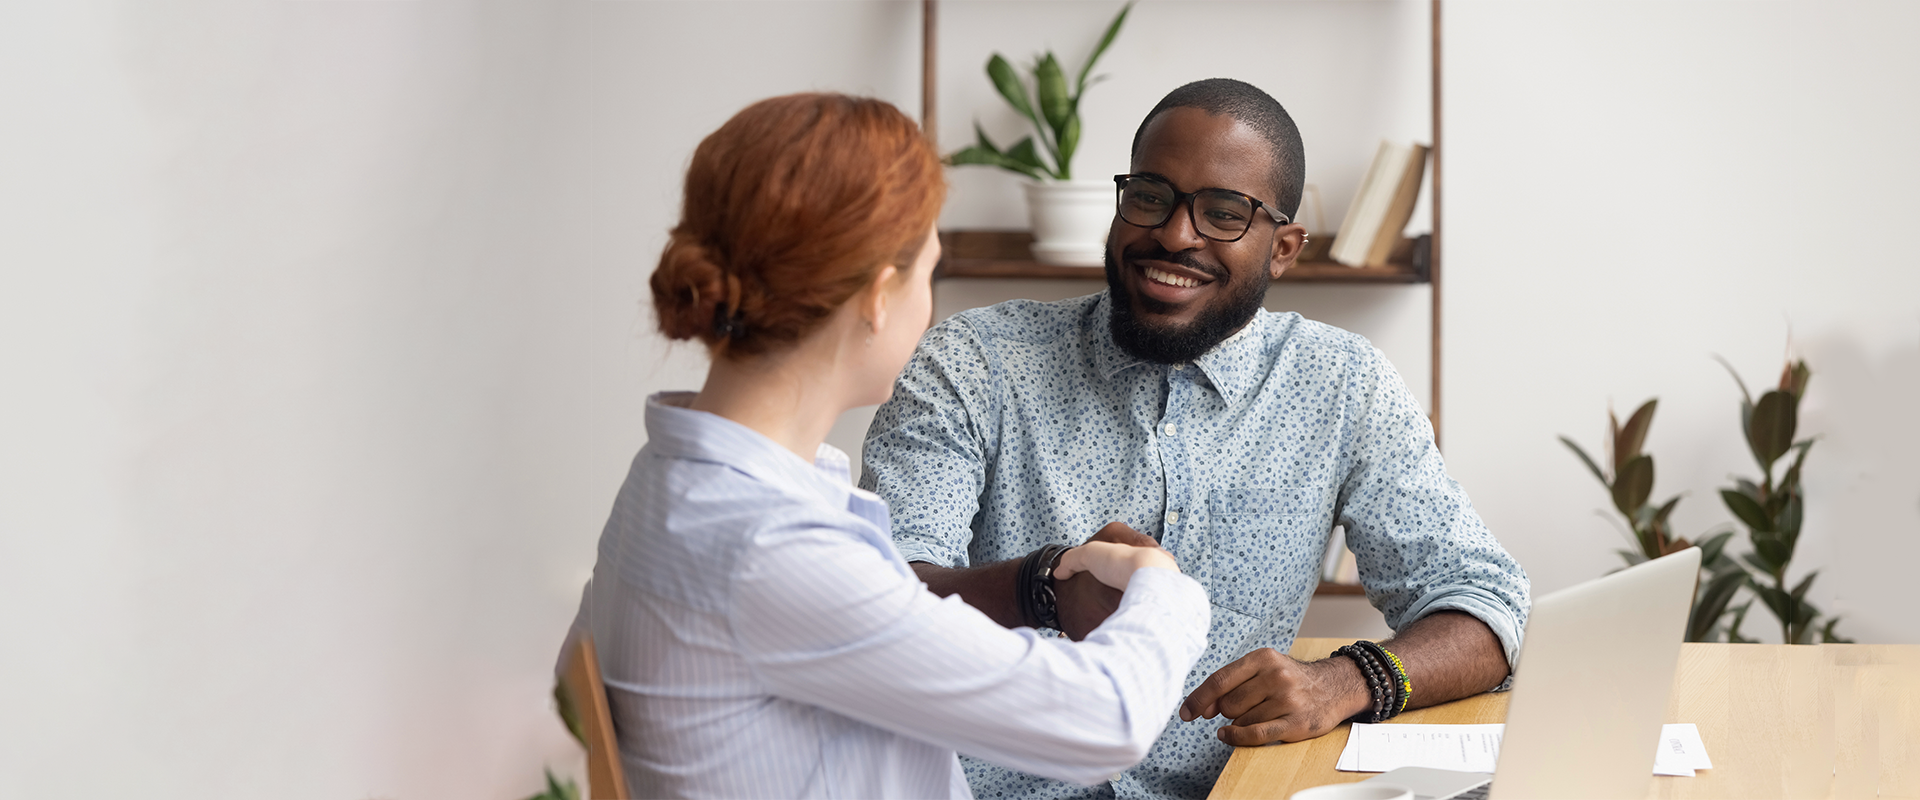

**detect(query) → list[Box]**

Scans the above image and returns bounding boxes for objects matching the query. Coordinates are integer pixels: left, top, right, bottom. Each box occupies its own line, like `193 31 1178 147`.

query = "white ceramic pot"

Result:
1024 179 1113 267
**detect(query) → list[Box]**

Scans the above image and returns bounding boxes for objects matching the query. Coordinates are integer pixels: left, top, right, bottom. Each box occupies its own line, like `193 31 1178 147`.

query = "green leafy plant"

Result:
945 2 1132 181
521 679 587 800
1561 399 1744 641
1716 357 1850 644
523 769 581 800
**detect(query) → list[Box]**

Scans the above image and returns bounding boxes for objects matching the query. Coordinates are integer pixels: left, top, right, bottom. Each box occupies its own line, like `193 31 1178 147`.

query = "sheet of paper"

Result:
1651 723 1713 776
1337 723 1505 773
1336 723 1713 777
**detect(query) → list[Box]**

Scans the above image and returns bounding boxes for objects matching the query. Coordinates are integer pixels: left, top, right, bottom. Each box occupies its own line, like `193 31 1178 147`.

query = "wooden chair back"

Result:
562 635 632 800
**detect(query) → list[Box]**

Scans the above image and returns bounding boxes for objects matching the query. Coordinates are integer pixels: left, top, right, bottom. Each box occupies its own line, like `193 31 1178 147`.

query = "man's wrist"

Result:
1015 544 1070 629
1318 653 1375 722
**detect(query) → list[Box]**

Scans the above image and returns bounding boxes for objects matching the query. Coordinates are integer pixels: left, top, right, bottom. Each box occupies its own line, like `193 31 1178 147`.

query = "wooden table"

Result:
1209 638 1920 799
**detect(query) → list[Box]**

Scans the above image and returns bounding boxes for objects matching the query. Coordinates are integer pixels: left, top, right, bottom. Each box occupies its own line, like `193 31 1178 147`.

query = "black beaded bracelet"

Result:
1335 643 1402 724
1356 640 1412 713
1017 544 1071 630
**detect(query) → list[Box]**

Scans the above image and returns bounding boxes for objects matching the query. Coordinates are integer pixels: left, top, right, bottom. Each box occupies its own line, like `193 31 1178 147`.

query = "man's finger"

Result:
1216 716 1309 748
1089 521 1158 548
1220 696 1294 729
1213 677 1295 723
1180 656 1260 721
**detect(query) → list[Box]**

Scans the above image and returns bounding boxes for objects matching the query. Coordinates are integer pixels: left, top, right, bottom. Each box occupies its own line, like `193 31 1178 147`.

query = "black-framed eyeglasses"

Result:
1113 174 1290 243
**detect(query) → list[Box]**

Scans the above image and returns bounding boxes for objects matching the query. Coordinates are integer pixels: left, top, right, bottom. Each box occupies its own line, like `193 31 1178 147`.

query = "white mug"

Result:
1288 782 1414 800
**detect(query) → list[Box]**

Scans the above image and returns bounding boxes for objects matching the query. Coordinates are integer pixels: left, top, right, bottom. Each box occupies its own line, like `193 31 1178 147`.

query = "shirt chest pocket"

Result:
1206 490 1324 619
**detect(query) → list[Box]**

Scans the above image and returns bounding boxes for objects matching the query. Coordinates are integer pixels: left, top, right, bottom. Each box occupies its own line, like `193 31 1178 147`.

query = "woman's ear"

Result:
862 264 900 335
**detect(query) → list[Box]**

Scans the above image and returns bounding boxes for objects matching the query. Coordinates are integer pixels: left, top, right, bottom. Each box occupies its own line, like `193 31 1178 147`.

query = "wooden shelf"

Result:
934 230 1428 284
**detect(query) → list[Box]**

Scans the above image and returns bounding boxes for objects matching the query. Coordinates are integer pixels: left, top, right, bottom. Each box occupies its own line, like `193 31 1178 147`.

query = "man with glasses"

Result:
861 79 1528 800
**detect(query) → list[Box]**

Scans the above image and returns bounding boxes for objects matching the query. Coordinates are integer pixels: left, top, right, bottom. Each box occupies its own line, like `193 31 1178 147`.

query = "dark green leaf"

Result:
1789 570 1818 602
1003 136 1049 172
1820 617 1853 644
1076 1 1133 93
1652 495 1682 526
944 145 1047 180
1698 529 1736 566
1777 491 1802 545
1688 568 1746 642
1721 489 1773 533
1751 533 1792 575
1714 353 1753 407
1612 455 1654 518
1055 114 1081 179
1034 54 1072 142
1779 440 1814 496
1741 550 1782 577
552 681 584 746
1733 478 1762 500
986 54 1039 127
1748 389 1799 469
1724 600 1758 643
1615 549 1650 567
1559 435 1610 488
1755 584 1795 629
1615 398 1657 468
972 121 1002 154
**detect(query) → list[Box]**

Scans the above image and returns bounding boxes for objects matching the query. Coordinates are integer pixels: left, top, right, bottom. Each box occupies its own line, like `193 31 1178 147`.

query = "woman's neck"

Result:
688 335 851 465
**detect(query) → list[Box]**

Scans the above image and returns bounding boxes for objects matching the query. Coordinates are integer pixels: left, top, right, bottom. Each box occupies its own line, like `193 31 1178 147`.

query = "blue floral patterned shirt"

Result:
860 291 1529 800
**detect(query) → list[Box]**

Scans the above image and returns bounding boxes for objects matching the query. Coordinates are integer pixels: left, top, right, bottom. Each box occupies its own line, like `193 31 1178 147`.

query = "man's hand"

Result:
1056 522 1160 641
1179 648 1371 746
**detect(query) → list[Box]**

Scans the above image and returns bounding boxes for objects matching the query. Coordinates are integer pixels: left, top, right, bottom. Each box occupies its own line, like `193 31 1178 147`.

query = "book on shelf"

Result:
1330 140 1430 268
1321 525 1360 585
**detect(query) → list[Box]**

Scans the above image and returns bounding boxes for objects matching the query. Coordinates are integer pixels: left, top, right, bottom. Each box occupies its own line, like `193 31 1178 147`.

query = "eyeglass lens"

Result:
1117 177 1256 241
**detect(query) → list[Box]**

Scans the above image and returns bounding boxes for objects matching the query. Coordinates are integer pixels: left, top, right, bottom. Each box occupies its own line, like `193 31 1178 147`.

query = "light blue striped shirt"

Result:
862 292 1530 800
569 392 1211 798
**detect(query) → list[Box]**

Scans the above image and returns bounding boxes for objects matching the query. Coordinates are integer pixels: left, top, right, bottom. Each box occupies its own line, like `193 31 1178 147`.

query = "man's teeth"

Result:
1144 266 1201 288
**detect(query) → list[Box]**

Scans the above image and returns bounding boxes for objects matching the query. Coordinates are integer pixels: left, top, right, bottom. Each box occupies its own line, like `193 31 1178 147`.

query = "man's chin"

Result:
1105 247 1264 364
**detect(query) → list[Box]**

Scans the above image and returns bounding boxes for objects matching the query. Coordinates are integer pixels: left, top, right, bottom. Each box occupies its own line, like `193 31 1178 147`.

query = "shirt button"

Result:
1172 363 1186 371
1166 510 1180 525
1163 422 1178 436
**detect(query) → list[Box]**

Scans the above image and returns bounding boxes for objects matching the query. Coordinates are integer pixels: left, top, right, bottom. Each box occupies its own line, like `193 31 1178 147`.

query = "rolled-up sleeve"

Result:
1334 344 1530 679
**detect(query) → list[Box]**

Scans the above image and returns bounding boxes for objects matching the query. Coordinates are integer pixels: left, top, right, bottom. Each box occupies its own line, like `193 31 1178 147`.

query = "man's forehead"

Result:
1132 107 1273 192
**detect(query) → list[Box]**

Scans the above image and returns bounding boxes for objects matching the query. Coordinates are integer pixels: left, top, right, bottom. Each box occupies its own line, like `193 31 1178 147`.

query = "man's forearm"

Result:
911 560 1025 629
1375 610 1511 710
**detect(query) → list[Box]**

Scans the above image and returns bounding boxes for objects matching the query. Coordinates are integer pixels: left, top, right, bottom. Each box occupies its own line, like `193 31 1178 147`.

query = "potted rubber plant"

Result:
945 2 1132 266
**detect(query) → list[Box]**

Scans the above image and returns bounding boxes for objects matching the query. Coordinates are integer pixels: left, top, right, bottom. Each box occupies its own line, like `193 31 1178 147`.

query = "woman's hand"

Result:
1053 541 1180 592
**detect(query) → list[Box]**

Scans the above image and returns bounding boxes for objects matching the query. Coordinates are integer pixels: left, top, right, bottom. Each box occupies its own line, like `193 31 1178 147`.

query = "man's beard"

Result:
1105 243 1267 364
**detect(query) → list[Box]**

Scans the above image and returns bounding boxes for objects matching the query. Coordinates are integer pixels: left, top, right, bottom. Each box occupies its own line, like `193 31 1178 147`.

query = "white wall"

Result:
2 2 1915 798
1445 1 1920 646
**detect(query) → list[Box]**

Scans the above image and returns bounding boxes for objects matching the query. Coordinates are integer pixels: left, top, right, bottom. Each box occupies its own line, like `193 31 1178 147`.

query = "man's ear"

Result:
862 265 900 334
1268 223 1307 281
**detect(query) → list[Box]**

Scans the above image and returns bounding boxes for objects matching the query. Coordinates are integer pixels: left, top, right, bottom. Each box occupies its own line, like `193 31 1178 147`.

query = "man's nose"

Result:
1151 201 1208 252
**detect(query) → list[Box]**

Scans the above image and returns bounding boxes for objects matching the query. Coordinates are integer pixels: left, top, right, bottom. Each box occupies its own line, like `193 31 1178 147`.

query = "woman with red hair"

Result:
566 93 1209 798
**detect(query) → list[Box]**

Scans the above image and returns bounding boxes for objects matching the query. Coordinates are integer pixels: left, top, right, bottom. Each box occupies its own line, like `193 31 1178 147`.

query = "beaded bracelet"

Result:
1334 644 1395 723
1380 645 1414 713
1354 640 1413 714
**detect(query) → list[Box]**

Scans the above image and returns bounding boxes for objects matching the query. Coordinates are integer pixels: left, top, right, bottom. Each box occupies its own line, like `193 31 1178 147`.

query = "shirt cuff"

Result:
1402 588 1525 692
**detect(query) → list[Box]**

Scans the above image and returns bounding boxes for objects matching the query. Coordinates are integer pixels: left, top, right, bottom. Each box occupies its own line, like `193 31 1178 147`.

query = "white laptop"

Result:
1362 546 1700 800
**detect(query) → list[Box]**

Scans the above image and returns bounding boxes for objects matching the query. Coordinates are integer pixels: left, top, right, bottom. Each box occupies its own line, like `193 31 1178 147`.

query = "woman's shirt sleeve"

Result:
728 520 1210 786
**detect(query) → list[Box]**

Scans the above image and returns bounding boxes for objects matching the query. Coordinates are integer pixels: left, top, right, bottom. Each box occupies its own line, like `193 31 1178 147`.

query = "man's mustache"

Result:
1121 245 1225 281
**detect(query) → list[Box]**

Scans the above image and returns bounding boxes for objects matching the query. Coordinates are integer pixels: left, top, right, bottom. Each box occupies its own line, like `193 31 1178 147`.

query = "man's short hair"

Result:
1129 78 1305 220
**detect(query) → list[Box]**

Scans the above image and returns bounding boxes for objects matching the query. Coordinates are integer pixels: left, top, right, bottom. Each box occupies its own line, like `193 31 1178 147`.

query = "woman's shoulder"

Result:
602 449 896 609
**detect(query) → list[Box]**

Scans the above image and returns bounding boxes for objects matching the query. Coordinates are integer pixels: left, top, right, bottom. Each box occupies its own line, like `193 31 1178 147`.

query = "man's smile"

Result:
1127 251 1222 307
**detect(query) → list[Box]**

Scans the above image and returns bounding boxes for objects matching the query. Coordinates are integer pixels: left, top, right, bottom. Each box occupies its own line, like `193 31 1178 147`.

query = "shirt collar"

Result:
643 392 861 510
1094 289 1269 404
1191 310 1268 405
